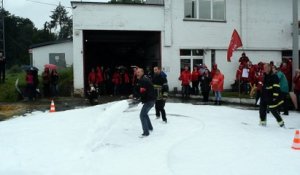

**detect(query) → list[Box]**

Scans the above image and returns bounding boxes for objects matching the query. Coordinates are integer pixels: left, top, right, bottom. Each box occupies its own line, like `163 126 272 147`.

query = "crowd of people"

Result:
24 67 59 101
232 53 300 112
178 64 224 105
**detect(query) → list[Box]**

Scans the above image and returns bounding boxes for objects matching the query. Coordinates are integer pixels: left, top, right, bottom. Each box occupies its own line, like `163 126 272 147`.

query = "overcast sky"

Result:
4 0 108 29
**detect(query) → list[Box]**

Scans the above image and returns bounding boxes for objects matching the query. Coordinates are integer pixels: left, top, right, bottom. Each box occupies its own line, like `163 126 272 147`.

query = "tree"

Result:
49 3 72 39
3 11 36 67
0 8 55 68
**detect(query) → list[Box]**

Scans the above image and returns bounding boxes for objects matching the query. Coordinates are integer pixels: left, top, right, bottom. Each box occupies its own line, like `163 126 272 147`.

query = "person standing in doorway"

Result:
130 68 156 137
179 65 191 99
191 66 200 95
152 66 169 123
259 63 285 127
200 68 212 103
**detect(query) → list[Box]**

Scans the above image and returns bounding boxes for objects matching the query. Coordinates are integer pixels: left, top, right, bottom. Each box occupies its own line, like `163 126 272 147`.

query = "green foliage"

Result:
0 8 56 69
0 66 74 102
57 66 74 96
0 70 26 102
49 3 73 39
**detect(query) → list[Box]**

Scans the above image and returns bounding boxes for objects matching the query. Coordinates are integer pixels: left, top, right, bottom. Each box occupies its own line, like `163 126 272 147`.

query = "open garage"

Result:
83 30 161 92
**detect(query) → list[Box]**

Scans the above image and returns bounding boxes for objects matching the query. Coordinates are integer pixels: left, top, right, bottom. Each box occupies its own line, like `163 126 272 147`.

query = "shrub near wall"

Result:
58 66 73 97
0 66 25 102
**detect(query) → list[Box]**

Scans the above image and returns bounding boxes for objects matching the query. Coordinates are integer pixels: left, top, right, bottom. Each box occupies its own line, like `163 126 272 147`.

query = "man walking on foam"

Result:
130 68 156 137
152 66 169 123
259 63 285 127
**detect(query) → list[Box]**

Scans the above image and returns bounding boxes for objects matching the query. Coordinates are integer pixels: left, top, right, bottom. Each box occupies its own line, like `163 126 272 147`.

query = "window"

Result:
184 0 225 21
184 0 197 18
180 49 204 71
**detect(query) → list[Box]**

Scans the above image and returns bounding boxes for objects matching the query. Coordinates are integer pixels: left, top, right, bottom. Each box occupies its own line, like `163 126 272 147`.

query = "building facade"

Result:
71 0 298 96
31 40 73 73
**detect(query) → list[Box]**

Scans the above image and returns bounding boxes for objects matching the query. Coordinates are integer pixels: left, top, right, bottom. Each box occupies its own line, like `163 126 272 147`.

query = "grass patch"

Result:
0 66 74 102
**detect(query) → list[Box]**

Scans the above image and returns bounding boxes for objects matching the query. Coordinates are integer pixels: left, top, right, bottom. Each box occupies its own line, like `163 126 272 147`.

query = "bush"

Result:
0 66 74 102
0 70 26 102
58 66 74 97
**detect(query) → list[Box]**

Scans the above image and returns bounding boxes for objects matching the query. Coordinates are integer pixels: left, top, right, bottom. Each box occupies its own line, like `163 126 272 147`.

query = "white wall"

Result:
32 42 73 74
72 2 165 95
166 0 296 90
72 3 164 31
72 1 298 93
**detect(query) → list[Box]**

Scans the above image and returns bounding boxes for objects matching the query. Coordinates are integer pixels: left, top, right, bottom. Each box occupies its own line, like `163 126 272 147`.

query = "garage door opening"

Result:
83 30 161 95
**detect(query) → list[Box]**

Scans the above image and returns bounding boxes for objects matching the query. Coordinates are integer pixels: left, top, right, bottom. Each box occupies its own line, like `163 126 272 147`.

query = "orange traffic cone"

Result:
50 100 56 112
291 130 300 150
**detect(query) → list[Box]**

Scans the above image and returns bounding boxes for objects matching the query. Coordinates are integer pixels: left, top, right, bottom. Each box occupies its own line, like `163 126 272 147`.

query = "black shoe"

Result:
140 133 149 137
283 112 289 116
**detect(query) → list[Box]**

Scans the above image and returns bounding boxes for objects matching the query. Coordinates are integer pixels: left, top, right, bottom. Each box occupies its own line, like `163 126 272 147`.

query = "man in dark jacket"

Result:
131 68 156 137
152 66 169 123
259 63 285 127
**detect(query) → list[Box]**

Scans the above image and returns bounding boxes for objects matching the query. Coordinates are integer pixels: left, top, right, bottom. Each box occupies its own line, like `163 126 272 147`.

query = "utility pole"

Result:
293 0 299 78
0 0 5 83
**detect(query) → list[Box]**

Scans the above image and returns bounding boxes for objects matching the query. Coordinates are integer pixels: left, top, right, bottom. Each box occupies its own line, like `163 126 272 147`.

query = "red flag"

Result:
227 29 243 62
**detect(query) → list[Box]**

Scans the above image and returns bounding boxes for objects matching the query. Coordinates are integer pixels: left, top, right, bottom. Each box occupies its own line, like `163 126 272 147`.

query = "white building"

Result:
30 40 73 73
71 0 298 96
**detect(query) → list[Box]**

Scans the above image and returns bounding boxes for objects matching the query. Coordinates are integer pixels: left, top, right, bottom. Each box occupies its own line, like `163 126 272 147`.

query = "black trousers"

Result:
259 99 283 123
192 81 199 95
202 91 210 102
182 85 190 98
155 100 167 122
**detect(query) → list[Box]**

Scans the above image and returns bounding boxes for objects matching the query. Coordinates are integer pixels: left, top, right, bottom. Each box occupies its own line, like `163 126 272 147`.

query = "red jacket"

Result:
254 71 264 91
235 68 242 81
96 67 104 84
112 72 121 85
191 70 200 82
293 74 300 93
88 71 96 84
123 72 130 84
248 66 256 84
211 72 224 91
179 70 191 85
26 74 34 85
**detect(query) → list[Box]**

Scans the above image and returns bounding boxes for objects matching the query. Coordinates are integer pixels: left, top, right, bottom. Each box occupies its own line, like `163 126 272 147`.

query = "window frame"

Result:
180 49 204 71
184 0 226 22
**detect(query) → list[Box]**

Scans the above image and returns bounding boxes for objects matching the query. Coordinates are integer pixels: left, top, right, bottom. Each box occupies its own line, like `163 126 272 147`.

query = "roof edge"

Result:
30 39 73 49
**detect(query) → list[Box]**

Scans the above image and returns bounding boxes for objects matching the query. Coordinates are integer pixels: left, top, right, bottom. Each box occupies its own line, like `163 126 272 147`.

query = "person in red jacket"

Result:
280 60 292 90
25 70 35 101
239 52 249 67
112 69 121 96
211 69 224 105
293 69 300 111
88 68 96 85
95 66 104 95
211 64 218 80
191 66 200 95
179 65 191 99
